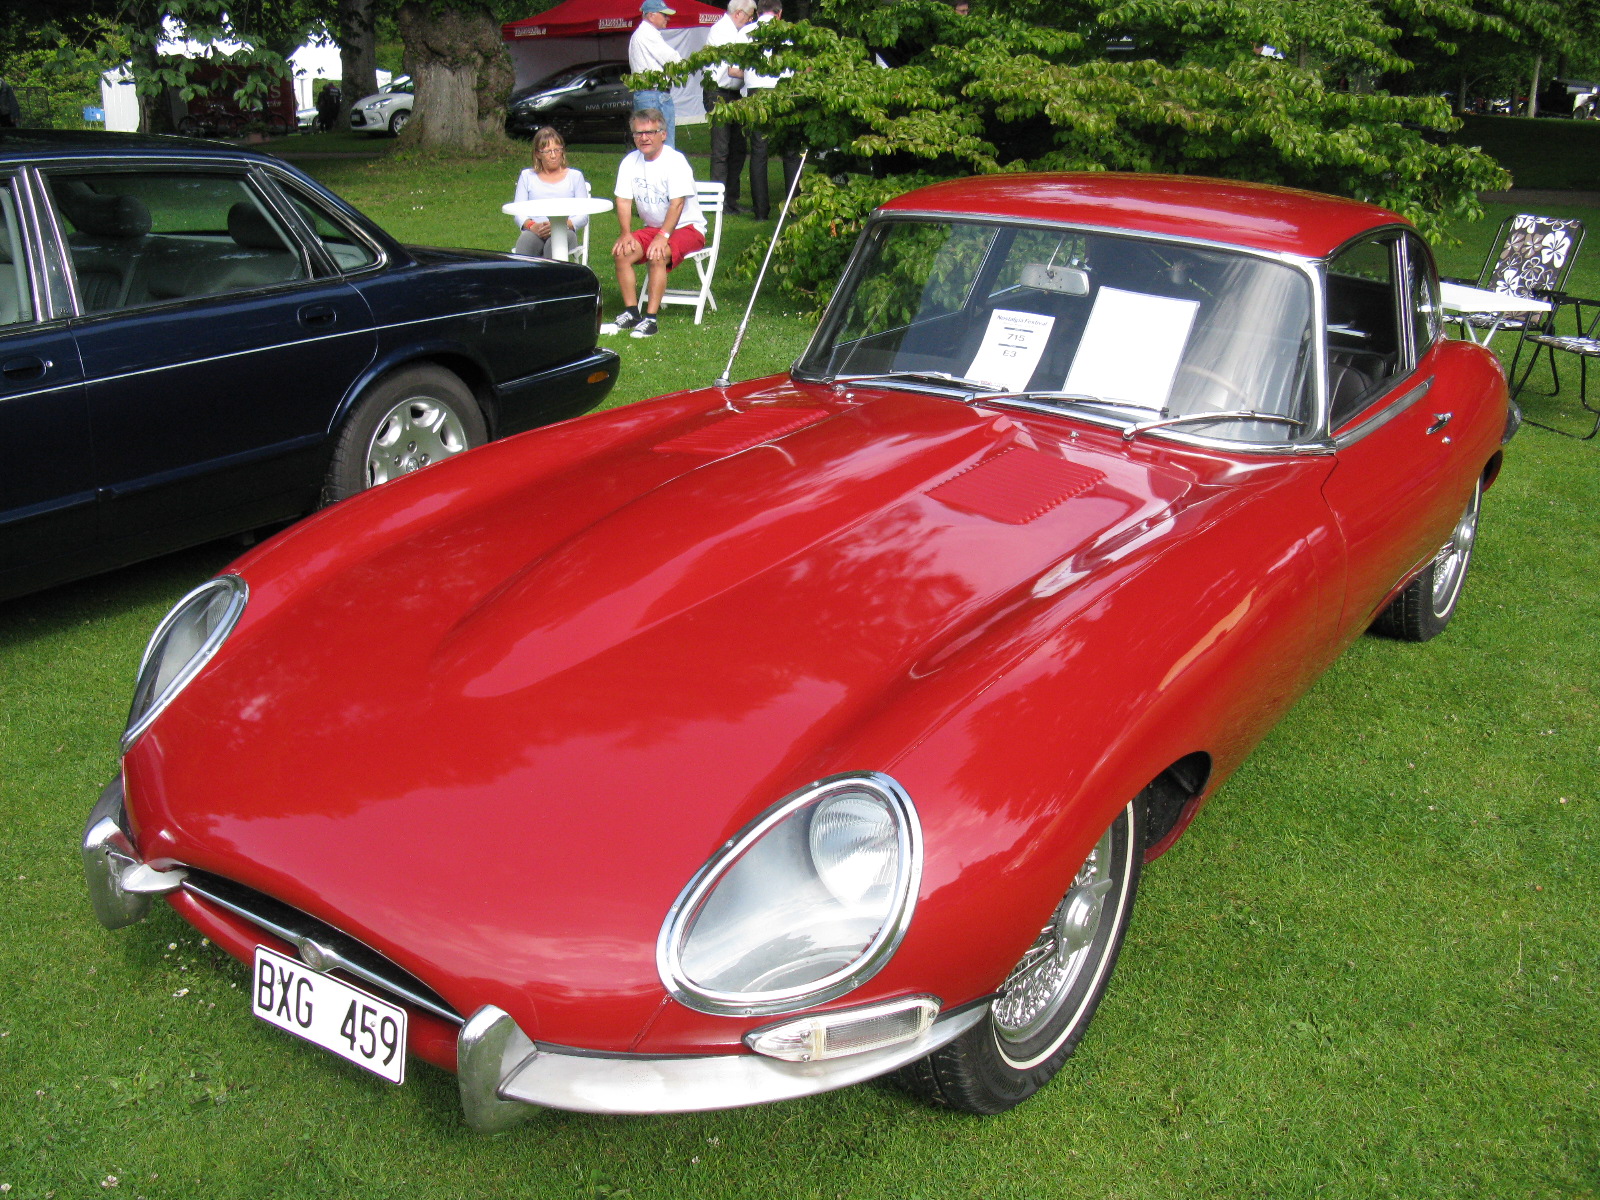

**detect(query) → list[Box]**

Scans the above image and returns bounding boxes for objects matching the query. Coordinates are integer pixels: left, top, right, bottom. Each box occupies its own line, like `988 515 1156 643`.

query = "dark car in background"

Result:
505 62 632 142
0 130 618 602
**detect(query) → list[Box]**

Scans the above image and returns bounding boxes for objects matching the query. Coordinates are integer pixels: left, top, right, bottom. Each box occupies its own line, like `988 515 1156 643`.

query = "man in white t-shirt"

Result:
610 108 707 339
629 0 683 147
741 0 802 219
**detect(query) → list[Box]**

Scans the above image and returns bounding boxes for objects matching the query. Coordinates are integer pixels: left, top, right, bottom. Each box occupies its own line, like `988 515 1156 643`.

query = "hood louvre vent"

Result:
929 447 1105 524
654 407 831 456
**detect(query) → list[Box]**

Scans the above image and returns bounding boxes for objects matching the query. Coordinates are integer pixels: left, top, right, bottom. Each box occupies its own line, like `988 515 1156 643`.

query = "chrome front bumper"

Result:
84 775 986 1126
82 775 187 929
457 1002 989 1129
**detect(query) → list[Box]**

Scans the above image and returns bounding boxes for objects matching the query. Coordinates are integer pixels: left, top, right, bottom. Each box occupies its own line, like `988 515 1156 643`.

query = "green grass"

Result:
1450 115 1600 192
1 148 1597 1199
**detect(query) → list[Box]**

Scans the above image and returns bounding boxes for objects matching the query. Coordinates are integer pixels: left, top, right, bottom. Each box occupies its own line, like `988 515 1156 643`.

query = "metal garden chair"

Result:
1509 293 1600 439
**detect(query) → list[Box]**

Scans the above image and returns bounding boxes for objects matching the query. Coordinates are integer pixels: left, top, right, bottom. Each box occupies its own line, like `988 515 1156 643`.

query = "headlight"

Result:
657 773 922 1017
122 575 247 752
527 94 558 110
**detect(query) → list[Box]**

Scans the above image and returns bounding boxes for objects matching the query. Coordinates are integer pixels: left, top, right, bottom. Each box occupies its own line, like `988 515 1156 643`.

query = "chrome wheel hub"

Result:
992 825 1115 1043
365 398 468 487
1430 487 1480 617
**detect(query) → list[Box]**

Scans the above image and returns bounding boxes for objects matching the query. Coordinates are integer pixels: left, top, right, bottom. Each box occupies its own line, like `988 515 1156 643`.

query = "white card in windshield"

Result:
1063 287 1199 409
965 309 1056 392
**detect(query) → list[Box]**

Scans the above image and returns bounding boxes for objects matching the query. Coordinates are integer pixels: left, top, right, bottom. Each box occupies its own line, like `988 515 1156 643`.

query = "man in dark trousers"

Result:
741 0 801 220
703 0 756 214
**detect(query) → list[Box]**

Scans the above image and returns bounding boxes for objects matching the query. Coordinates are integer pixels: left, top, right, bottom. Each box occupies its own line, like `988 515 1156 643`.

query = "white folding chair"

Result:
660 181 723 325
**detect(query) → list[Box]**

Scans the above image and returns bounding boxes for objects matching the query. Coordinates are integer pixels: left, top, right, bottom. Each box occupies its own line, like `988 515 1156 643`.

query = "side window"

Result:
1325 235 1402 429
48 171 307 313
0 178 35 326
279 184 379 272
1405 232 1441 357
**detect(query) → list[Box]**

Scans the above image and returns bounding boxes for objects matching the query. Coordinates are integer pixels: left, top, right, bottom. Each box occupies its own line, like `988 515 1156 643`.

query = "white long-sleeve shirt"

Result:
629 20 682 72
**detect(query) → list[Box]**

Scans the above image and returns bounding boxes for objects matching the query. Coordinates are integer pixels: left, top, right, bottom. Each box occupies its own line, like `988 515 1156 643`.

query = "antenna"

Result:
715 150 808 389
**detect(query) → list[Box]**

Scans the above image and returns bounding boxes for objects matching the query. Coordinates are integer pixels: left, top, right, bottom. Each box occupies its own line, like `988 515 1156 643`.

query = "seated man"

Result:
610 107 707 339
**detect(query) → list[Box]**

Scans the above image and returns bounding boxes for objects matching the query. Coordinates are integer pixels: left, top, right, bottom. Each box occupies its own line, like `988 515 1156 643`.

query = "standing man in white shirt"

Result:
703 0 756 215
629 0 684 148
610 108 708 339
741 0 802 220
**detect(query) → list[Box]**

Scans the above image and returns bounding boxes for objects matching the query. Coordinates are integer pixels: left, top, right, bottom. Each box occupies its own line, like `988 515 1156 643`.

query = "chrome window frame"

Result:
794 210 1334 455
257 165 389 280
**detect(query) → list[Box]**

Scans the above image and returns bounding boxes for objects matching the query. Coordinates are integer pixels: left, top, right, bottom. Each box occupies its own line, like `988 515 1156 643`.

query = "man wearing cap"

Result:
609 107 707 339
703 0 756 214
630 0 684 147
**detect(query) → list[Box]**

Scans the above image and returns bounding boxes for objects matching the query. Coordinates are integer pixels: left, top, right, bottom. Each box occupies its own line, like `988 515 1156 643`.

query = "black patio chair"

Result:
1443 213 1585 349
1509 293 1600 440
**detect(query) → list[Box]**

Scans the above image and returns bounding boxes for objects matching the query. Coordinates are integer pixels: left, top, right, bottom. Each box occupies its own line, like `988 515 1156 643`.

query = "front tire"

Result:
1372 478 1481 642
324 366 486 504
389 109 410 135
898 800 1143 1114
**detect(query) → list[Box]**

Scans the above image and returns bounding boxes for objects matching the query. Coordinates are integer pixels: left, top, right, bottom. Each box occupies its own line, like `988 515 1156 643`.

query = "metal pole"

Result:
715 149 809 389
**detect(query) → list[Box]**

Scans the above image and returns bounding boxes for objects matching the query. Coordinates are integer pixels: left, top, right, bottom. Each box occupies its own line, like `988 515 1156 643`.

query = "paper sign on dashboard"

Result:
1063 287 1199 410
965 309 1056 392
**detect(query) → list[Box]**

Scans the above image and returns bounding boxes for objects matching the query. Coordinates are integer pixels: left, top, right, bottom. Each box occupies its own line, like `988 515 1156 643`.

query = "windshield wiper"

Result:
833 370 992 391
1121 411 1305 441
972 389 1155 415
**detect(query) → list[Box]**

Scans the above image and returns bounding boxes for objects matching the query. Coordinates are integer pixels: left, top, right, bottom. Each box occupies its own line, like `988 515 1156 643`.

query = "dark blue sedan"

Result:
0 130 618 601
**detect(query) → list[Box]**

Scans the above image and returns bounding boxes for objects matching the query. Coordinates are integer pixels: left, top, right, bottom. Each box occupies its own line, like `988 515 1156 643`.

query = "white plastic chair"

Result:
659 181 724 325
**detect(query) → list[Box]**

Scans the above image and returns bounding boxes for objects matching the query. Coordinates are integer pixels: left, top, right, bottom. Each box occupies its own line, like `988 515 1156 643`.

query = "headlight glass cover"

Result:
122 575 248 752
657 773 922 1016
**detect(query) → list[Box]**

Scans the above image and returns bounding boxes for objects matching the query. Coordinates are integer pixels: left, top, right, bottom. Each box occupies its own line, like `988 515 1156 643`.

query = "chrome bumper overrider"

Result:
456 1001 990 1128
82 775 187 929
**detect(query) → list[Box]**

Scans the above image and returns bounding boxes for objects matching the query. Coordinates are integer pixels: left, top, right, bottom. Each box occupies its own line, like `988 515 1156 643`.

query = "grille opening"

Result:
182 870 463 1025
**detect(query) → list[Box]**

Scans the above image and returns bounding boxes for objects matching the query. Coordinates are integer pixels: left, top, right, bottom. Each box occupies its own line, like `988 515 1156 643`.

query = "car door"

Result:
1319 230 1479 640
42 163 377 557
0 169 95 599
582 65 634 123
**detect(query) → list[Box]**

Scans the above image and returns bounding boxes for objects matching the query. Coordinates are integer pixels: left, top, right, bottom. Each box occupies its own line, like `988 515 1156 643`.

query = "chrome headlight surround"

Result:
121 575 248 753
656 772 923 1018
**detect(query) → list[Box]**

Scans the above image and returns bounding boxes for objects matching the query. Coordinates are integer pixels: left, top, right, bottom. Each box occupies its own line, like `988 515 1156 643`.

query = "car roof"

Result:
0 128 281 166
877 173 1407 260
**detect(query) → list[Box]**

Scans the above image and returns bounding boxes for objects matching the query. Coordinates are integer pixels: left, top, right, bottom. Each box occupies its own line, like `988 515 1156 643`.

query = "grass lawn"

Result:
0 139 1597 1199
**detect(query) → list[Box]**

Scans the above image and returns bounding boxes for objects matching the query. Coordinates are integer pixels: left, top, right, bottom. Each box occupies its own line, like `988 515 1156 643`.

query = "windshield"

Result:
798 218 1316 443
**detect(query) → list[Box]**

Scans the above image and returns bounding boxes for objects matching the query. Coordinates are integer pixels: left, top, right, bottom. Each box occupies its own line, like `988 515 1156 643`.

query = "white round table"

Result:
502 197 614 262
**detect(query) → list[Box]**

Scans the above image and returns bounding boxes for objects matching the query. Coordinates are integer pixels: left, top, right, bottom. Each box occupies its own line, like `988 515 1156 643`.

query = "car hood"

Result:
127 382 1199 1044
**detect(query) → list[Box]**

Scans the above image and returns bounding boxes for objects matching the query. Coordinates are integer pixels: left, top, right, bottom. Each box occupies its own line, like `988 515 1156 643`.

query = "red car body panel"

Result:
110 174 1510 1082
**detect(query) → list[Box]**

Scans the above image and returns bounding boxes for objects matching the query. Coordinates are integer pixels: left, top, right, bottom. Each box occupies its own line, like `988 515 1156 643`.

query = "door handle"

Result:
1426 412 1453 434
2 355 51 383
298 304 338 329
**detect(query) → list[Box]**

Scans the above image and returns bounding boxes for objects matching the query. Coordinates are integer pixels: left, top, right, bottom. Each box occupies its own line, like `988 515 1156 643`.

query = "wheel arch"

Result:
330 348 500 445
1137 751 1213 861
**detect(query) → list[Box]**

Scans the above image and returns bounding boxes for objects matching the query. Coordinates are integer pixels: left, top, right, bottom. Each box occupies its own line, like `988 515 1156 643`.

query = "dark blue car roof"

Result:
0 128 279 164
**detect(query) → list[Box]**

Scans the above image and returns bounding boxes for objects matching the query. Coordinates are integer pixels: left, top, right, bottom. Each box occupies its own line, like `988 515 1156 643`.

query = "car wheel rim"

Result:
1430 486 1480 618
364 397 469 488
991 823 1116 1049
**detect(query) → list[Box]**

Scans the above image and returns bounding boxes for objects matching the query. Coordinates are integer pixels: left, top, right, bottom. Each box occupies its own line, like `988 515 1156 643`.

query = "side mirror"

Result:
584 78 599 90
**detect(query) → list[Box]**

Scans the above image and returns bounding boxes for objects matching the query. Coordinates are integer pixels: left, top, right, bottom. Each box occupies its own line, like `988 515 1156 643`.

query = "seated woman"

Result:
511 127 590 258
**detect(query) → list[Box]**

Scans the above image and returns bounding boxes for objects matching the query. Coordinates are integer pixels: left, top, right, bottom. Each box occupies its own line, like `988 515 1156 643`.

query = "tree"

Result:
394 0 518 150
657 0 1514 305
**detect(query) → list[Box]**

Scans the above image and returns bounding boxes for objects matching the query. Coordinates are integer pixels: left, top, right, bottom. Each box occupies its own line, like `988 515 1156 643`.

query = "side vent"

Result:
928 447 1105 524
654 408 831 456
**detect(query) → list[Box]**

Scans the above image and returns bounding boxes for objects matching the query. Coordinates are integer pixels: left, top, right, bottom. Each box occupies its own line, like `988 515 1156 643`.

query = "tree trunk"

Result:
396 1 512 151
338 0 380 127
1457 68 1468 116
1527 52 1542 118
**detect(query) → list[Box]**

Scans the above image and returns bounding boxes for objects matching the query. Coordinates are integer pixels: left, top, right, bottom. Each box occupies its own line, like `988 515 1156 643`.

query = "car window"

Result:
1404 232 1440 357
278 183 380 272
0 178 34 326
47 170 308 313
1325 234 1402 430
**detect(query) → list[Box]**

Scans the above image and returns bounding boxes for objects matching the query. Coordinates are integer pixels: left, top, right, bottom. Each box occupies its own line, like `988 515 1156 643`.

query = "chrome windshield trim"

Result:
1331 376 1434 449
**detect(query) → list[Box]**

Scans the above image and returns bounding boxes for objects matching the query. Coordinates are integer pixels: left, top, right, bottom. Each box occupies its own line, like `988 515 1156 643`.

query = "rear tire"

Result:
897 799 1143 1114
324 366 485 504
1372 478 1481 642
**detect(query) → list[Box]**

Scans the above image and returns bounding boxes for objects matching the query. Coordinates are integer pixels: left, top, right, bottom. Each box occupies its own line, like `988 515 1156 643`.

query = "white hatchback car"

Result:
348 76 413 135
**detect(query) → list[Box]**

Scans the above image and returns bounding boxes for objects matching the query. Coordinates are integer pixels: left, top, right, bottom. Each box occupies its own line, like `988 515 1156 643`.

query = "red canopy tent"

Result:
501 0 724 122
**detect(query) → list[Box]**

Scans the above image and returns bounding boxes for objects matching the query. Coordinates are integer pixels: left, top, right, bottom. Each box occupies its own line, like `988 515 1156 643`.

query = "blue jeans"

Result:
632 90 676 147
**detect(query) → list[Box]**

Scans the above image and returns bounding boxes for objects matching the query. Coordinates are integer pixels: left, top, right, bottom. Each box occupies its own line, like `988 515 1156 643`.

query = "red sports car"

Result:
83 174 1514 1126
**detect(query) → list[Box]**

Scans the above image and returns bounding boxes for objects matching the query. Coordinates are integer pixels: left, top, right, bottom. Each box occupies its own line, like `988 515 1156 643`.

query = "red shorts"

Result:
632 225 706 269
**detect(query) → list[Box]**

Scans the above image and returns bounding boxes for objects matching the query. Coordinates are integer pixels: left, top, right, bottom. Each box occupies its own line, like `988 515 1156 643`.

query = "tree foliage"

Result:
657 0 1519 306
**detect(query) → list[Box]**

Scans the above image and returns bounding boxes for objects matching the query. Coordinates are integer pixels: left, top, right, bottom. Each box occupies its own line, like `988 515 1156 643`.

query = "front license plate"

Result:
252 945 407 1084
